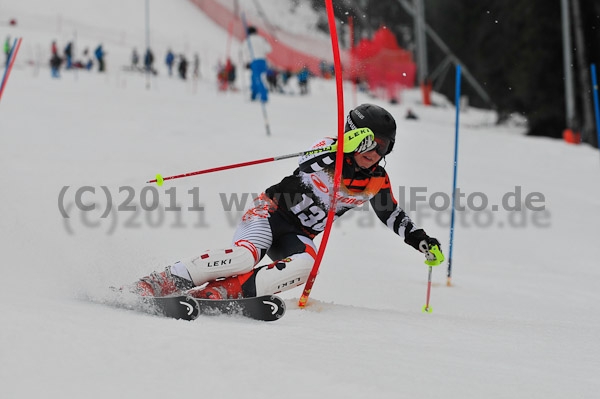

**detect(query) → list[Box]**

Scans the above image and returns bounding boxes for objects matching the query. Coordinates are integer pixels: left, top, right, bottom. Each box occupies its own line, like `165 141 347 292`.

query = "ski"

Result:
149 294 286 322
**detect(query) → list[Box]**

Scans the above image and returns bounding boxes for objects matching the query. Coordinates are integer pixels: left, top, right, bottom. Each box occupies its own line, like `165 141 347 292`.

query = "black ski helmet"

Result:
345 103 396 155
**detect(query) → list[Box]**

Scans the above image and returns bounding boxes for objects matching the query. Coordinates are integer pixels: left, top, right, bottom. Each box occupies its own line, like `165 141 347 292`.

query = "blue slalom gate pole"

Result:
591 64 600 153
447 64 461 286
240 12 271 136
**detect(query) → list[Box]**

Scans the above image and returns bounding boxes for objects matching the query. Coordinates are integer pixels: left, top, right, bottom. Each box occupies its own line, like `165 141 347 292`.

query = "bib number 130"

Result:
290 194 328 231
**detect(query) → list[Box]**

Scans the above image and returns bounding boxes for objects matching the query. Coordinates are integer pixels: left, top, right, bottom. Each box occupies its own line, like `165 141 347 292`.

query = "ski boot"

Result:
189 276 245 300
134 266 194 297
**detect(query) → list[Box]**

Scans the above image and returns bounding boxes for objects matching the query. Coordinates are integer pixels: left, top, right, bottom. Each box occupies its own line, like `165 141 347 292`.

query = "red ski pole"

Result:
147 145 335 185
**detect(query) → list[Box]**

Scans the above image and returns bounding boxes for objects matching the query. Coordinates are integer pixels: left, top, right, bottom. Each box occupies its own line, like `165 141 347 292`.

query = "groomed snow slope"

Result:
1 1 599 398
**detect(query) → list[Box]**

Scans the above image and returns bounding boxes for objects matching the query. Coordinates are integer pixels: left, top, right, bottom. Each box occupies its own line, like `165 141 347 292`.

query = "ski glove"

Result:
405 229 445 266
330 128 377 154
419 238 445 266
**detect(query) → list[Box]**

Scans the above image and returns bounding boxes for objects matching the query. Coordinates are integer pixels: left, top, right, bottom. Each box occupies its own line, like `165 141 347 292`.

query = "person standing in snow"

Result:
193 53 201 79
49 40 61 78
64 41 73 69
50 51 62 78
266 66 280 93
178 54 188 80
165 49 175 77
242 26 272 103
131 104 444 300
94 44 105 72
82 48 93 70
144 48 155 75
297 65 310 95
131 48 139 70
226 58 236 87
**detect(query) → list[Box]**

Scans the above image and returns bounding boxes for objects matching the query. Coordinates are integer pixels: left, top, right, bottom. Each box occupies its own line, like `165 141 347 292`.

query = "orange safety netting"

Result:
350 27 416 101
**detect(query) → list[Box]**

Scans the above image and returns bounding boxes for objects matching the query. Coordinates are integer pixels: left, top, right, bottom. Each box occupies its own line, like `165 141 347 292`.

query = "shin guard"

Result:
253 252 315 296
179 244 257 287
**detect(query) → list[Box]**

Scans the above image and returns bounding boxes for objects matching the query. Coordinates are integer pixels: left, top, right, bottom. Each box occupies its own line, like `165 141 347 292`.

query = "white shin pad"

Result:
177 246 256 286
254 252 314 296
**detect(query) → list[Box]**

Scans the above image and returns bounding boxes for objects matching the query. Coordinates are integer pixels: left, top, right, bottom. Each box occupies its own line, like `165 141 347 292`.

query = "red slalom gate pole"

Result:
147 145 335 185
0 37 22 104
298 0 345 308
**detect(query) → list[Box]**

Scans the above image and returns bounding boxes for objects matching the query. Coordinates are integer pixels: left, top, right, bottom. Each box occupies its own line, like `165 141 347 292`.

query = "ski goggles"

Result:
374 136 392 156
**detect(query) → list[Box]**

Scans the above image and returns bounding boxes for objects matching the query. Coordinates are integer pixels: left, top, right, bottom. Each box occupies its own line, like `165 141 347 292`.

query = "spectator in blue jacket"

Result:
64 42 73 69
165 49 175 76
298 65 310 95
242 26 272 103
94 44 105 72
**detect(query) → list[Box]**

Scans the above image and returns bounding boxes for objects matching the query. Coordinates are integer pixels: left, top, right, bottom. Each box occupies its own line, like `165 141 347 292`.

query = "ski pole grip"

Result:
424 245 445 266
